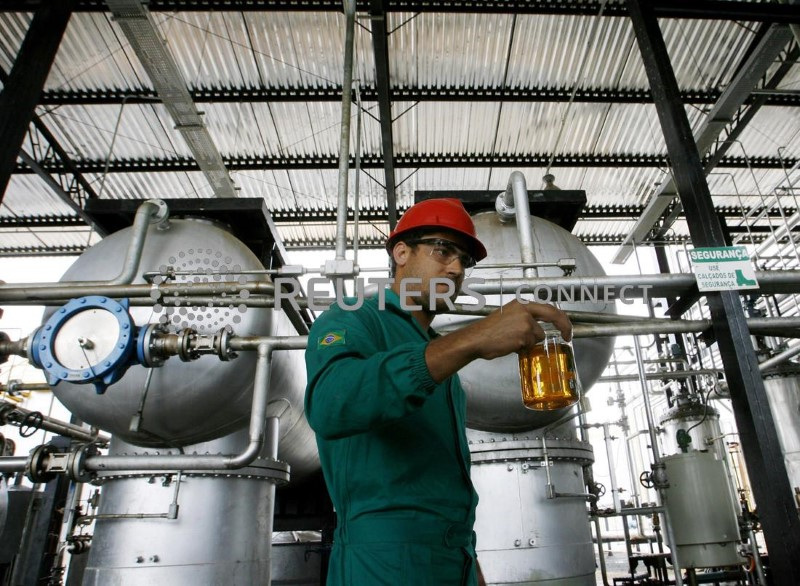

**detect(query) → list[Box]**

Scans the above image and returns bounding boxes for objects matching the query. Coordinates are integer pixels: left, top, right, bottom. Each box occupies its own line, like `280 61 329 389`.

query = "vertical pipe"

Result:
633 335 684 586
502 171 538 278
603 423 621 513
748 524 768 586
353 83 362 266
335 0 357 261
593 516 611 586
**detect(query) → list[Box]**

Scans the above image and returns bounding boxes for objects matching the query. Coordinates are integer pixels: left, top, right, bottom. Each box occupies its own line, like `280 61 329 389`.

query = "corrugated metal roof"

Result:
0 3 797 253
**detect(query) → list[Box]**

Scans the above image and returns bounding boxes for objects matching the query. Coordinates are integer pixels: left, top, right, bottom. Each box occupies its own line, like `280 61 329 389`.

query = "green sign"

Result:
687 246 759 291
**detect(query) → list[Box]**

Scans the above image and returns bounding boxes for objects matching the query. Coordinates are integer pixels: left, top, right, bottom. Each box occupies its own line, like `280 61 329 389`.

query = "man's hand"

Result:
425 300 572 383
468 300 572 360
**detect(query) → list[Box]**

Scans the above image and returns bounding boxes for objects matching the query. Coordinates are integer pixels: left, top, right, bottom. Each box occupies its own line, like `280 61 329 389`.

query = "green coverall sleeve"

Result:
305 307 439 440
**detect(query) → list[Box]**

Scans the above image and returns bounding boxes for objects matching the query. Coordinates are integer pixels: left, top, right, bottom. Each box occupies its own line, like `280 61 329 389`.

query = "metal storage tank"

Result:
661 451 745 568
762 368 800 501
83 430 284 585
44 217 318 481
437 211 616 432
659 401 726 460
469 432 595 586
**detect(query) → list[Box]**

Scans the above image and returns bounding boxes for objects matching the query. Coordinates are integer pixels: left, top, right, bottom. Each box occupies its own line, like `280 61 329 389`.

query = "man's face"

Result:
393 230 474 314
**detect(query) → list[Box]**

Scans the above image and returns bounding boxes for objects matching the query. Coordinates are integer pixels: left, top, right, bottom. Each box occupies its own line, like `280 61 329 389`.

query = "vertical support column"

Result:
0 1 74 203
625 1 800 584
370 0 398 231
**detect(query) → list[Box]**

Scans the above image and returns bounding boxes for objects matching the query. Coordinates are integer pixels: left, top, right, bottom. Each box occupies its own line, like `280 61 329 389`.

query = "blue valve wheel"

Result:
32 296 136 394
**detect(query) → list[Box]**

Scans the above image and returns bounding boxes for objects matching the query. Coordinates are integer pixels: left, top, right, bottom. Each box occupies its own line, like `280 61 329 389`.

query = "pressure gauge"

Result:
31 296 136 394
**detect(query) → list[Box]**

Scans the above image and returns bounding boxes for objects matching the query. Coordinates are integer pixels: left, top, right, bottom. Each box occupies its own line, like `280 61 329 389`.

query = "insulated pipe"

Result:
335 0 356 261
498 171 538 278
0 200 168 290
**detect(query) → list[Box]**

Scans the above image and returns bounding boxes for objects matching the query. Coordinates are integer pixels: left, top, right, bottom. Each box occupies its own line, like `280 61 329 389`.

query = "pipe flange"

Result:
175 328 197 361
137 323 166 367
216 327 237 361
68 444 99 483
27 444 58 483
0 331 9 365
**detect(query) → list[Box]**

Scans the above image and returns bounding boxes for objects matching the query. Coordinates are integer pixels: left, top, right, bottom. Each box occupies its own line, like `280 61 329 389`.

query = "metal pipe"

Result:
632 337 684 585
353 82 362 266
759 342 800 371
0 280 274 304
747 524 768 586
4 269 800 304
501 171 538 278
660 501 685 586
467 269 800 298
0 399 102 443
0 457 27 474
0 200 167 290
602 423 621 513
633 337 662 465
598 369 721 384
81 337 306 472
335 0 356 261
593 516 611 586
228 335 307 353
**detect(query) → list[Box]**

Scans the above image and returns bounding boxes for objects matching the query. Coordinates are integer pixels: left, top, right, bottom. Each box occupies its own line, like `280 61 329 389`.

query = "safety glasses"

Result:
406 238 477 269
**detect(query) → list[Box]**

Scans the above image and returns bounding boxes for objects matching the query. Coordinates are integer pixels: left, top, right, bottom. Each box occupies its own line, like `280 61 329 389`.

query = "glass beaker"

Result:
519 331 580 411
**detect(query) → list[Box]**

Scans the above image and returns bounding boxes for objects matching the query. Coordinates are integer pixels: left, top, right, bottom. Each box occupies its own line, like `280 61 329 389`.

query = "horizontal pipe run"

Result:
759 343 800 371
598 370 720 384
3 270 800 306
1 382 51 392
0 399 103 443
84 343 271 472
572 317 800 338
0 200 164 290
468 270 800 298
595 505 664 517
82 337 307 473
0 457 28 474
0 280 275 304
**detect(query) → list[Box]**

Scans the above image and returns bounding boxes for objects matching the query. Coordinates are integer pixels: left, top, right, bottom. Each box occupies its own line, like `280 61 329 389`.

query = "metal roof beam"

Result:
612 21 796 263
370 0 397 230
105 0 237 198
0 1 73 204
4 1 800 22
0 215 85 228
0 245 86 256
16 153 796 174
38 85 800 107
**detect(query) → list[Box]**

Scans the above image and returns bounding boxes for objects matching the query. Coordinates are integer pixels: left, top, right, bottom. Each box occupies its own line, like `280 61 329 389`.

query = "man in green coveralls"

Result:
305 199 572 586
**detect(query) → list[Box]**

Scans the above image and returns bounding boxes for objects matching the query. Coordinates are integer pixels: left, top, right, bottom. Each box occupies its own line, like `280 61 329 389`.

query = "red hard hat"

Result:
386 198 487 261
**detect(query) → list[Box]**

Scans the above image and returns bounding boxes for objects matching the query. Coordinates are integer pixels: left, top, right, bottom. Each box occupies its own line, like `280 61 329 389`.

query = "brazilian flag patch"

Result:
318 330 346 348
